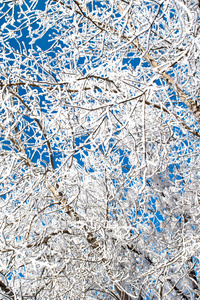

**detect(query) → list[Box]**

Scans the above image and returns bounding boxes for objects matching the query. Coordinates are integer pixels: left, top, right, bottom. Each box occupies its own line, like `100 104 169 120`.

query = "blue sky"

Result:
1 0 197 240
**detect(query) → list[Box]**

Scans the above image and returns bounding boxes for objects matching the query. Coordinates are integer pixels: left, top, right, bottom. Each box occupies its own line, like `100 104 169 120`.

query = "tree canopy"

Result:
0 0 200 299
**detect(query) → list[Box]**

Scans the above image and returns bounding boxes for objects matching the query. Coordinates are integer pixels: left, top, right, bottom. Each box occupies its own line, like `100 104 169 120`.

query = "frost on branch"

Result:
0 0 200 299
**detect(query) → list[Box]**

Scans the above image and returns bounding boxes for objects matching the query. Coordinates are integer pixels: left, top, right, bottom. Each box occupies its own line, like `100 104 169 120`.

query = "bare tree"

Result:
0 0 200 299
